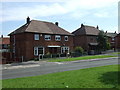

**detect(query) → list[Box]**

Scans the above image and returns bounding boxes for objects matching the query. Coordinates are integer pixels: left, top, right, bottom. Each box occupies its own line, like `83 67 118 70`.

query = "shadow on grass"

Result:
99 71 120 88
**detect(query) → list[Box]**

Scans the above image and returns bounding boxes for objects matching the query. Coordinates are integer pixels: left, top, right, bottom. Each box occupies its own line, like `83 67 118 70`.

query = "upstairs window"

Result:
34 34 39 40
45 35 51 40
65 36 68 41
55 35 61 41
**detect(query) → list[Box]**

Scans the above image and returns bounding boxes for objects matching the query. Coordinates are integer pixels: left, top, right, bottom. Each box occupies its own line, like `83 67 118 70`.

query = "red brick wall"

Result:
115 34 120 50
73 35 98 51
10 33 73 61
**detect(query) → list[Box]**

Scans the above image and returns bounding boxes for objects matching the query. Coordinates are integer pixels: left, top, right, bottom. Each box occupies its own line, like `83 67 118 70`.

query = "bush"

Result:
74 46 84 54
70 47 84 57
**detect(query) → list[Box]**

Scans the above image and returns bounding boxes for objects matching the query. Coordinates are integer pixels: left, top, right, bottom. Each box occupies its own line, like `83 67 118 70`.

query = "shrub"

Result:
74 46 84 54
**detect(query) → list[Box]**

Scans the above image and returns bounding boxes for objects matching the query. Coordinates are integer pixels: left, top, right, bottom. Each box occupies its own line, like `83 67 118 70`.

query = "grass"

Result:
48 55 116 62
111 52 120 55
2 65 119 88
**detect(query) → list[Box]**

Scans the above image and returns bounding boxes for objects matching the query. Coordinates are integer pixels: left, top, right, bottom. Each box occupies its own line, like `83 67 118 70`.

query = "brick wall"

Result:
73 35 98 51
10 32 73 61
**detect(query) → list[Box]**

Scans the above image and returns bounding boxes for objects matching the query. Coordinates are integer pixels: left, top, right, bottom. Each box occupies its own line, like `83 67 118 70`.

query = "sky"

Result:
1 0 119 37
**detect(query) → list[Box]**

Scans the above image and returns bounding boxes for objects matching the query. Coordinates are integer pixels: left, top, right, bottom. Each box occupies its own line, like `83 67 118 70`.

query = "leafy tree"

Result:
97 30 109 51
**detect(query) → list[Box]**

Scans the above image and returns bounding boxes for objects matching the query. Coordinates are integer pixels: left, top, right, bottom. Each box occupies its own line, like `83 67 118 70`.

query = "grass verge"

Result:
2 65 119 88
48 55 116 62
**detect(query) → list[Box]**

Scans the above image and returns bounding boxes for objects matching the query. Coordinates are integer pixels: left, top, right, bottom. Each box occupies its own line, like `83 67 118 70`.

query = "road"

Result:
2 57 119 79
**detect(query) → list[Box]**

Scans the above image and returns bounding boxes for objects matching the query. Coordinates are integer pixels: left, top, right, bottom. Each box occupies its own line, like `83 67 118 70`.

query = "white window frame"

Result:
65 36 68 41
45 35 51 40
34 47 44 56
112 37 115 41
34 47 38 56
55 35 61 41
34 34 39 40
61 46 69 54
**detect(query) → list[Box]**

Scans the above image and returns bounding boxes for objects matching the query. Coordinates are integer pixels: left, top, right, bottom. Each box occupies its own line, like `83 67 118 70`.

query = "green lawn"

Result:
111 52 120 55
48 55 116 62
2 65 119 88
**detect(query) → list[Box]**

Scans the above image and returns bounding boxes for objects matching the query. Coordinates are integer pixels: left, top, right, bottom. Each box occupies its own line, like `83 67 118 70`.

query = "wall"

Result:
11 32 73 61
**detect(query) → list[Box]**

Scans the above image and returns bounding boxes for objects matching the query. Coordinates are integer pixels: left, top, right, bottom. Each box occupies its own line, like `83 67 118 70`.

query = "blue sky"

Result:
1 0 119 37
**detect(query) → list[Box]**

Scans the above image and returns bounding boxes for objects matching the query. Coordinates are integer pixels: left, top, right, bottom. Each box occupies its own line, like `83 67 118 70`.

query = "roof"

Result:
0 37 10 44
116 33 120 37
106 32 117 37
9 20 73 36
72 25 100 35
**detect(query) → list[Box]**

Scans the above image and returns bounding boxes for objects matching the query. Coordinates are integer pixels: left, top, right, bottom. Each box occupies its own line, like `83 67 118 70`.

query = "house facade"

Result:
0 36 11 64
115 33 120 50
9 17 73 61
105 31 117 50
0 36 10 52
72 24 100 54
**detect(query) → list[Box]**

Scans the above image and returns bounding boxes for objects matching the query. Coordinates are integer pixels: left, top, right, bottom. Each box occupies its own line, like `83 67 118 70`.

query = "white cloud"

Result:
1 0 119 22
94 12 110 18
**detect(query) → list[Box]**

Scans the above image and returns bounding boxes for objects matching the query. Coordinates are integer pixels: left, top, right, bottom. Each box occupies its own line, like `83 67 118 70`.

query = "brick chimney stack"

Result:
1 35 3 38
96 25 99 29
26 16 30 24
81 23 84 28
55 22 58 26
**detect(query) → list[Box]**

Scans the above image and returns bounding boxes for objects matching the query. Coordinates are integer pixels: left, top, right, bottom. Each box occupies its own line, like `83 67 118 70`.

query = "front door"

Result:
49 47 57 54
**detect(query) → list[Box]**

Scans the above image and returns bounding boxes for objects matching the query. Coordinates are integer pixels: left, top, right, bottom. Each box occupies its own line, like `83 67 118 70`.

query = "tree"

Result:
97 30 109 51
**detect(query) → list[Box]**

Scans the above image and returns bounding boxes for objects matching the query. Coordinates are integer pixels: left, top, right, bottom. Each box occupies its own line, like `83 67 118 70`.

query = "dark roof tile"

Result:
9 20 72 36
72 25 100 35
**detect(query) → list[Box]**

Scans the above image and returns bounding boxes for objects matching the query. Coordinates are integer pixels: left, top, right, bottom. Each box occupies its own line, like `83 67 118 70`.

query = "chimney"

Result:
1 35 3 38
26 16 30 24
55 22 58 26
81 23 84 27
96 25 99 29
105 31 107 33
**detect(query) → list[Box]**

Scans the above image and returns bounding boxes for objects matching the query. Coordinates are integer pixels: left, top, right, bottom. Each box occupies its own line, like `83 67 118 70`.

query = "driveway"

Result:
2 57 119 79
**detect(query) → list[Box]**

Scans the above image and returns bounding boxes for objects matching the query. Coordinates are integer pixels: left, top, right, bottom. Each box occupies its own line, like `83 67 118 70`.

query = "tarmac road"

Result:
2 57 119 79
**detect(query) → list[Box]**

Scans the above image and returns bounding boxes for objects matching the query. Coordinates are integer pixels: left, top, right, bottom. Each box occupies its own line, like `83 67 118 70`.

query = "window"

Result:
34 47 44 56
55 35 61 41
61 47 69 54
34 34 39 40
34 47 38 56
45 35 51 40
112 37 114 41
65 36 68 41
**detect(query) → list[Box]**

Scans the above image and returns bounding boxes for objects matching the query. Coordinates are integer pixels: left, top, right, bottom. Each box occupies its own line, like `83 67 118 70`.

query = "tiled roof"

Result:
9 20 73 35
72 25 100 35
106 33 117 37
0 37 10 44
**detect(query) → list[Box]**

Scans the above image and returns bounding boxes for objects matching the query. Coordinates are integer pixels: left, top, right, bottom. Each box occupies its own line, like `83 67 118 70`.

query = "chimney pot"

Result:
1 35 3 38
27 16 30 24
96 25 99 29
105 31 107 33
55 22 58 26
81 23 84 27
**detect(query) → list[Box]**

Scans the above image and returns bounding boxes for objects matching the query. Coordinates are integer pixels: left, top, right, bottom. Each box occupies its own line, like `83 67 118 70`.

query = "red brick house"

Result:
0 36 11 64
115 33 120 50
105 31 117 50
72 24 100 54
0 36 10 52
9 17 73 61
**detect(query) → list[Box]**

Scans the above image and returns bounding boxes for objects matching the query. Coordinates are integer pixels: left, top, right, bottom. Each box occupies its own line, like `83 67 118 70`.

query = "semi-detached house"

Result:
9 17 73 61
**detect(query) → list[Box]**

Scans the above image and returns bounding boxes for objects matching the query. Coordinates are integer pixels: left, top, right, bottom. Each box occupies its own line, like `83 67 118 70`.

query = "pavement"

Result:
1 57 118 70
